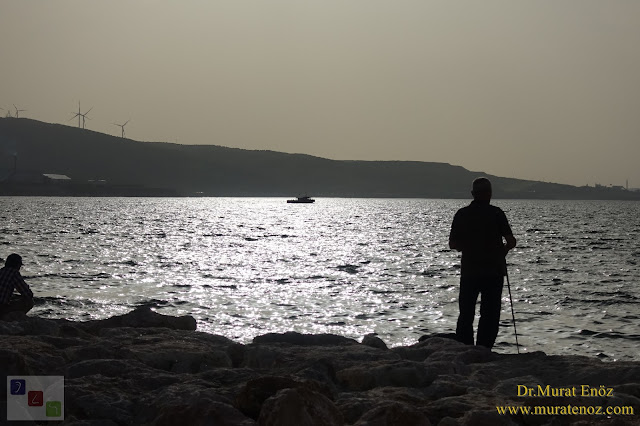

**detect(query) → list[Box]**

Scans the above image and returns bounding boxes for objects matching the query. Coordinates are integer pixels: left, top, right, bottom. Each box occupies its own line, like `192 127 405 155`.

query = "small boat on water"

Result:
287 196 315 204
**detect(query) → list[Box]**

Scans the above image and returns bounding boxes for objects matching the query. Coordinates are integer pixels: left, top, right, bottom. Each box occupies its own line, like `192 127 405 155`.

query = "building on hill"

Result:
43 174 72 182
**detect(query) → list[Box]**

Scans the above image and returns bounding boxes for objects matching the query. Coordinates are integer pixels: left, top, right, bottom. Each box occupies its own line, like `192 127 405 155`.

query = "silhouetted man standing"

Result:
0 254 34 316
449 178 516 349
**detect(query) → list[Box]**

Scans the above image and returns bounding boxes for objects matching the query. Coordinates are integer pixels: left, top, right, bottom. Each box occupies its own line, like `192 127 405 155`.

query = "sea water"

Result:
1 197 638 361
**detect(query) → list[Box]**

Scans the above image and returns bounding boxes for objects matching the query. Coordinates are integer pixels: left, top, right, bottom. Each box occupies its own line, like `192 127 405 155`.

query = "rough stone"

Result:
253 331 358 346
79 306 197 332
458 410 519 426
337 360 435 391
354 401 431 425
152 400 255 426
361 333 388 350
257 387 344 426
236 376 302 419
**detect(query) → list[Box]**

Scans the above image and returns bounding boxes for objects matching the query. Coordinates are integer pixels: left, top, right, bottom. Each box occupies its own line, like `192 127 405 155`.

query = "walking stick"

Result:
505 266 520 354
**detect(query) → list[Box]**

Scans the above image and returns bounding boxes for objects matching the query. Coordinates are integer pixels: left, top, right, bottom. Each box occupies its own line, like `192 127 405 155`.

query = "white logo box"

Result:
7 376 64 421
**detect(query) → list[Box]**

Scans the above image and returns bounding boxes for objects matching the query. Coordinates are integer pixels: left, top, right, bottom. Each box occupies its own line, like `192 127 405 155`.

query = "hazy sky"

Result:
2 1 639 187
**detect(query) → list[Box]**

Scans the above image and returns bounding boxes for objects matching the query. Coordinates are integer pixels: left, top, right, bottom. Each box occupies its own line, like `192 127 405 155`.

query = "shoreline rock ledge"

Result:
1 307 638 425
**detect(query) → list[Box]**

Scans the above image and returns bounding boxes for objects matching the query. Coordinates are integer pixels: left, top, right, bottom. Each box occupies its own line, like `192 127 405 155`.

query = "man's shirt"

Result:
0 266 33 304
450 200 513 277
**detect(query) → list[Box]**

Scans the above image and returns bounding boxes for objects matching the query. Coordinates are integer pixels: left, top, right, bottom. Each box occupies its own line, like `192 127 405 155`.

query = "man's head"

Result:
5 253 23 269
471 177 492 201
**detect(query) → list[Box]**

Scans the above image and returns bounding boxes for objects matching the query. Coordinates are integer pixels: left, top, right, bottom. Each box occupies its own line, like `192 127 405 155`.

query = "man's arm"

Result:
14 273 34 310
504 234 516 254
449 237 463 252
12 272 34 299
449 211 463 252
498 209 516 254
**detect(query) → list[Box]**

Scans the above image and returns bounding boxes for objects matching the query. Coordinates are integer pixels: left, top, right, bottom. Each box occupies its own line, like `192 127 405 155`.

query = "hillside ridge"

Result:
1 118 637 199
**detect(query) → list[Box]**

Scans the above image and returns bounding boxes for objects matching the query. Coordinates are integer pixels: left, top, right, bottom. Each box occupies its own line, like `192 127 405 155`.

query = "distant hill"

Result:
0 118 637 199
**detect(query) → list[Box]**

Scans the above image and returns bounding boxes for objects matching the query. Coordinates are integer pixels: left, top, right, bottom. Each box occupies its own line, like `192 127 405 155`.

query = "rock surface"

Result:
1 307 638 425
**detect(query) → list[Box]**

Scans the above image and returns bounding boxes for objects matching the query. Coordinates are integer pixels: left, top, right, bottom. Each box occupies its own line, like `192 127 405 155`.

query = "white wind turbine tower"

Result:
112 119 130 138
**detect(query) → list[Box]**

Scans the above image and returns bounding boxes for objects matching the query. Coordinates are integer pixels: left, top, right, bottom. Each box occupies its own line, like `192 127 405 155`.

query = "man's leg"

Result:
476 276 504 349
456 276 480 345
0 295 34 315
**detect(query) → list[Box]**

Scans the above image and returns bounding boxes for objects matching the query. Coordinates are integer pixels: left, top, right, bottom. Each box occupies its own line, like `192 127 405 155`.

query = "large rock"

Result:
141 384 254 425
257 387 344 426
335 397 378 425
337 361 435 391
392 336 466 362
235 376 302 419
253 331 358 346
79 306 197 332
73 326 237 372
457 410 518 426
354 401 431 426
361 333 388 350
66 358 156 379
152 400 255 426
242 339 400 373
1 337 67 375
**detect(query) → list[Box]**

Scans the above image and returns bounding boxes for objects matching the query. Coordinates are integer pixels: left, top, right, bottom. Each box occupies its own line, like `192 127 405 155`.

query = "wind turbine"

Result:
112 120 130 138
13 104 26 118
70 102 93 129
70 102 82 127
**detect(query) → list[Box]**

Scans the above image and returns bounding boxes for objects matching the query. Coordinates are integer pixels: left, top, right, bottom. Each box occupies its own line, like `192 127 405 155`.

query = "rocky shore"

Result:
1 308 638 425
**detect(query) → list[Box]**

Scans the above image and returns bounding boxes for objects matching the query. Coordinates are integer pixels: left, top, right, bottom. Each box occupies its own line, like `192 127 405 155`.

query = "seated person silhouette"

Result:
0 254 35 317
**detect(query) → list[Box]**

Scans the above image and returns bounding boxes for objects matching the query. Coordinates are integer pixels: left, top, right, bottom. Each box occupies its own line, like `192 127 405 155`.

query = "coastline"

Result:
1 308 638 425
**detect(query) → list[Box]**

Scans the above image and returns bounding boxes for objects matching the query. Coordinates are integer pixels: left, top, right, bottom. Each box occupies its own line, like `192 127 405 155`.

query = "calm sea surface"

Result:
1 197 638 361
